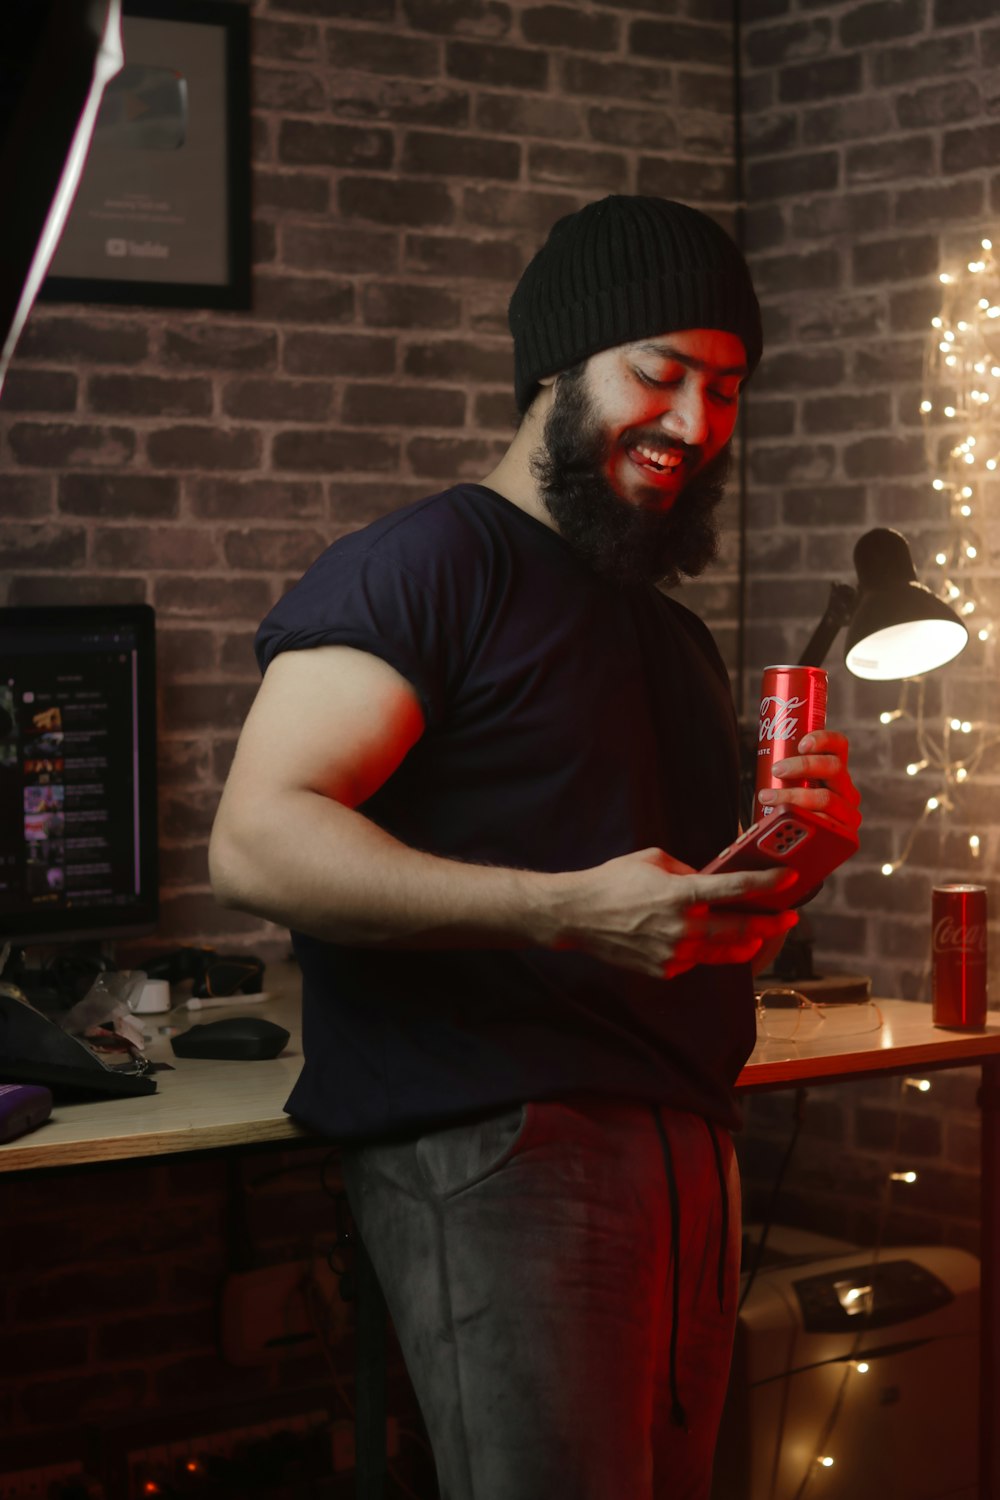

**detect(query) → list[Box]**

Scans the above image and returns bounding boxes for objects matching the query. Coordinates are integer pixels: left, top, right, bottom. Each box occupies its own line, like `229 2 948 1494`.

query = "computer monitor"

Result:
0 604 158 946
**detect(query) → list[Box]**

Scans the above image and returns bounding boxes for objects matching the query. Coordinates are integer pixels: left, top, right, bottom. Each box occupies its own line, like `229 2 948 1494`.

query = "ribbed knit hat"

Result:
508 195 763 412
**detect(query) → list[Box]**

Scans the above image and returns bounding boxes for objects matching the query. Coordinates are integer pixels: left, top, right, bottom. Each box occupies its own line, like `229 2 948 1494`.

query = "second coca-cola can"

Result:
932 884 988 1029
756 665 828 816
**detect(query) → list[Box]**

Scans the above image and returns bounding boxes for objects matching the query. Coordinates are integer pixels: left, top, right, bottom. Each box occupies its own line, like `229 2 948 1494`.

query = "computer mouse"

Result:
170 1016 290 1061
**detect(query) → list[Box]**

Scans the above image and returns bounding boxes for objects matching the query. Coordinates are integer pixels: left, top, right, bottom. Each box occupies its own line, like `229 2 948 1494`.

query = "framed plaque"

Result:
41 0 251 310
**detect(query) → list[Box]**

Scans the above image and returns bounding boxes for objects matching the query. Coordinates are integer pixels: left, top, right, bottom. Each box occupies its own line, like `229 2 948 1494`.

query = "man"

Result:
210 196 861 1498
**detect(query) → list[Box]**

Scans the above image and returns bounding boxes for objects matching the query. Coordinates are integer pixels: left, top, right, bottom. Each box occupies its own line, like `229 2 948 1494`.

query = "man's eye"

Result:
710 388 739 406
634 368 679 389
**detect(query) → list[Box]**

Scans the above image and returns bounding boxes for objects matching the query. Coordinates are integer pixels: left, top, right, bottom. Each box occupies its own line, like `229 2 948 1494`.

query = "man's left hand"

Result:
756 728 862 834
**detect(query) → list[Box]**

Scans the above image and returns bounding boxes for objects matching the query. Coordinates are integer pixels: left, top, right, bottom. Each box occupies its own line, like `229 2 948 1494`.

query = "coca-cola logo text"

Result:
933 915 988 956
759 694 807 744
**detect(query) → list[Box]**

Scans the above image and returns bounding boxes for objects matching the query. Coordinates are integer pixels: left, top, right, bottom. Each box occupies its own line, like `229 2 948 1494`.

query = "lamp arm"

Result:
797 582 858 668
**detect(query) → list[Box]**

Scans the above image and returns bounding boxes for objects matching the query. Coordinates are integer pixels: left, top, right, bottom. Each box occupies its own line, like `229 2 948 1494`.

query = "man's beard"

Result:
530 365 732 588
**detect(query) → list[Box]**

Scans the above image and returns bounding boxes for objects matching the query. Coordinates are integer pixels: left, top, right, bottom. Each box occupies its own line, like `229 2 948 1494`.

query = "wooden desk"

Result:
3 976 999 1496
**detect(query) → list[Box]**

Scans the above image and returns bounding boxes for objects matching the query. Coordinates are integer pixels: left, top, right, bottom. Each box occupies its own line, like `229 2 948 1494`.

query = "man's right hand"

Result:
548 847 799 980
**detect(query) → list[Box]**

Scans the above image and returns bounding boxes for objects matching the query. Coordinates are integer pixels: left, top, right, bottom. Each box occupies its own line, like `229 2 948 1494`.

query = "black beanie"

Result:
508 195 763 412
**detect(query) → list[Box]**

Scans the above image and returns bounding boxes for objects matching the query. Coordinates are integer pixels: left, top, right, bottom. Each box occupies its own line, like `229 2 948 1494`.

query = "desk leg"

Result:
980 1058 1000 1500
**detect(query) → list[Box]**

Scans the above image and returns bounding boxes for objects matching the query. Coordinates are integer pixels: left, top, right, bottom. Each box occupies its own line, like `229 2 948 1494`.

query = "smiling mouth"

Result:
626 444 688 478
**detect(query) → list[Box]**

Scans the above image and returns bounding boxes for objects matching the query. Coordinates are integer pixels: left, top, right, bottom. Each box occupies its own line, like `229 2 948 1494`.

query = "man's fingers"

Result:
689 867 798 906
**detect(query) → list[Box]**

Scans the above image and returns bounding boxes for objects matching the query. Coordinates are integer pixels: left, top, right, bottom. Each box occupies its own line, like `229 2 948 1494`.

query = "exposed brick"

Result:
251 18 321 61
462 184 579 231
0 523 86 569
93 526 218 571
284 330 396 378
845 135 934 185
329 72 472 128
895 79 982 129
219 632 264 677
746 399 795 438
87 373 213 418
157 892 264 942
17 1264 156 1323
0 1325 89 1376
278 118 394 168
790 190 891 239
588 105 679 151
744 203 786 252
253 218 278 266
839 0 924 47
253 66 325 112
751 247 841 293
942 122 1000 175
780 486 868 528
777 54 862 103
341 383 466 427
872 33 975 86
155 576 273 620
0 368 77 412
59 474 180 520
852 235 938 285
223 528 332 571
161 325 278 372
801 96 894 147
252 274 354 324
328 479 433 524
187 477 325 520
476 91 584 139
522 5 618 50
802 392 893 434
407 435 505 477
530 142 629 191
16 315 148 365
888 284 941 333
932 0 998 22
8 422 135 468
402 0 512 36
283 222 399 275
894 178 984 225
843 434 926 478
747 150 839 200
97 1307 214 1362
158 629 216 681
146 425 263 471
749 443 837 486
745 18 832 67
743 110 798 155
852 340 924 385
327 26 440 78
222 378 333 424
361 281 462 330
402 129 521 180
628 17 727 66
403 232 525 280
1 475 53 517
677 69 734 114
271 0 393 15
254 171 330 213
8 573 147 606
403 339 512 383
446 39 550 90
474 390 519 429
272 429 400 473
339 175 457 227
559 54 672 103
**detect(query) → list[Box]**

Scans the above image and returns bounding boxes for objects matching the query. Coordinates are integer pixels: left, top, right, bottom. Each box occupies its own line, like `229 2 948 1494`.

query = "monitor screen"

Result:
0 603 158 946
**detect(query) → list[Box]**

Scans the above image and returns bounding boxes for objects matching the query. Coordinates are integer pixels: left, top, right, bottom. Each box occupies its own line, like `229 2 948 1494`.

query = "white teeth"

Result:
636 445 682 469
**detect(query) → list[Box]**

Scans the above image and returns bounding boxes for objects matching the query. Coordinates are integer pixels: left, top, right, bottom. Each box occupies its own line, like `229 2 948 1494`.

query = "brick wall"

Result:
0 0 740 960
740 0 1000 1004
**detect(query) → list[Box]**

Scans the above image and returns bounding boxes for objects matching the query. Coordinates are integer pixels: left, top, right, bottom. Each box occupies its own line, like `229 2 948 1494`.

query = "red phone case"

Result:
700 806 859 912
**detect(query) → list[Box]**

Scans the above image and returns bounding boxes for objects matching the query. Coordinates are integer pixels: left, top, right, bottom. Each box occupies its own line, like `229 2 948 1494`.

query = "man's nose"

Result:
659 388 709 447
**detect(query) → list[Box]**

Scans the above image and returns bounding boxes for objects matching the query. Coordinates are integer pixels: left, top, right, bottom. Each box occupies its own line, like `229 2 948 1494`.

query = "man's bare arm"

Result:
209 646 798 978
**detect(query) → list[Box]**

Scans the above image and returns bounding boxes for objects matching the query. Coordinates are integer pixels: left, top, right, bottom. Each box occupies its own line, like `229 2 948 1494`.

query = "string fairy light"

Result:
878 237 1000 876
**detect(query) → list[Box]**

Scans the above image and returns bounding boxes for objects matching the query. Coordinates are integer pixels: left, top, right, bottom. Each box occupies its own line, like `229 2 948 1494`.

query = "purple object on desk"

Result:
0 1082 53 1143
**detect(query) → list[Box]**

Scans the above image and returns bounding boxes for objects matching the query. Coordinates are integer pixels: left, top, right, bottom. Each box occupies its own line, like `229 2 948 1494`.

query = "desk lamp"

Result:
796 527 969 677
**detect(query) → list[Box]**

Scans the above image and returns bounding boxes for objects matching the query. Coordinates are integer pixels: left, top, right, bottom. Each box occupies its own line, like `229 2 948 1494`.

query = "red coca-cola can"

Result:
932 884 988 1029
756 665 828 817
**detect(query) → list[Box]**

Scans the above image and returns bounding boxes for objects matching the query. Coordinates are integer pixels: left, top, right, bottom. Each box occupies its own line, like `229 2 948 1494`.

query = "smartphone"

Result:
700 806 859 912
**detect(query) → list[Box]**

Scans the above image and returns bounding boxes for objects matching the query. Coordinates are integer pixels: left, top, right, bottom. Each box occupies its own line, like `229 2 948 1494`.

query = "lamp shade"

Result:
843 528 968 680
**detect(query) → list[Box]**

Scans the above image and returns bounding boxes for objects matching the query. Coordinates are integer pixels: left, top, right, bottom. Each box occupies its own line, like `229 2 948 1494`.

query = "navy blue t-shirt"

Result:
255 483 754 1140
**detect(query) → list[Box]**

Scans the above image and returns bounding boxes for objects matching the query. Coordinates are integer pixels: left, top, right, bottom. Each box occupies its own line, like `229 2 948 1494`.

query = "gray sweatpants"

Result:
342 1097 741 1500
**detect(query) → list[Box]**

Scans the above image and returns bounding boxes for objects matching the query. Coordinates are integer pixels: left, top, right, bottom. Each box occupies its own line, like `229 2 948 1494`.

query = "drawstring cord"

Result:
704 1118 730 1315
651 1107 687 1430
651 1109 733 1431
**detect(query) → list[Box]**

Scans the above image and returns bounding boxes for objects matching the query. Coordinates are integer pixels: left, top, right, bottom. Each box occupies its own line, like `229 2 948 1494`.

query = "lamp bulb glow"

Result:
979 628 990 641
935 552 947 565
905 1077 931 1092
920 400 933 412
960 504 972 516
819 1456 835 1468
944 405 956 417
856 1361 870 1373
881 862 894 876
927 797 940 811
970 835 981 853
891 1171 918 1183
983 238 992 250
